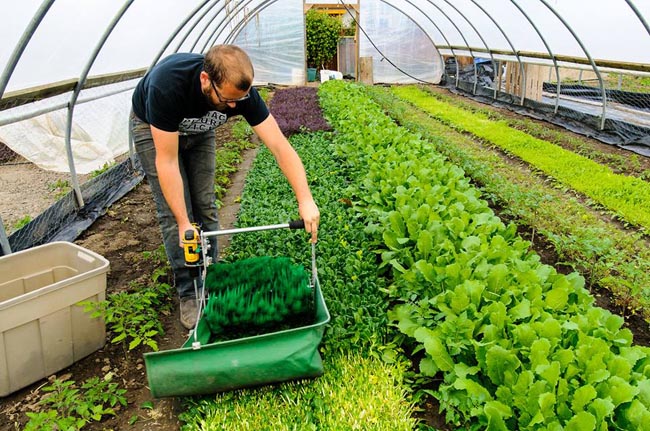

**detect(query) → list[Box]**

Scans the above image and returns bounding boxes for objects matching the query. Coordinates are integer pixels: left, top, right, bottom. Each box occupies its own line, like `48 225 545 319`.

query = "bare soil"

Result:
1 87 649 430
0 121 255 431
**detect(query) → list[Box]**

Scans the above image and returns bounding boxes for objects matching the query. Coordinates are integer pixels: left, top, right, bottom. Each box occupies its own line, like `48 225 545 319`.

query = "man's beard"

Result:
201 87 228 111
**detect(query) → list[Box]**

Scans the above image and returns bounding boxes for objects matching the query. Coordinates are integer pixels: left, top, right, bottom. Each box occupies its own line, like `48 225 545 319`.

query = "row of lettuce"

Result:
179 88 417 430
368 85 650 326
180 82 650 430
318 81 650 430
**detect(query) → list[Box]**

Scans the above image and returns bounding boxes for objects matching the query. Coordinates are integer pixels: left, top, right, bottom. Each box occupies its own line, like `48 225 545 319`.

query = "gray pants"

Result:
130 112 219 298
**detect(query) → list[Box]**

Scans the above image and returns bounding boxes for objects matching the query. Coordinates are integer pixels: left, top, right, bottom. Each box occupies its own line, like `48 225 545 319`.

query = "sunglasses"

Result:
211 80 250 103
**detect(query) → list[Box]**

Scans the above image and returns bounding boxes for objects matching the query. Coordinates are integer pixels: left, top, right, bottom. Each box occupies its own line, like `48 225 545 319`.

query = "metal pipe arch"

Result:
172 0 223 54
193 0 243 53
469 0 525 102
0 0 56 255
198 0 259 53
64 0 135 208
307 0 447 84
510 0 562 113
147 0 215 71
381 0 457 84
625 0 650 38
437 0 501 96
537 0 607 129
0 0 56 100
138 0 214 168
417 1 478 91
224 0 275 45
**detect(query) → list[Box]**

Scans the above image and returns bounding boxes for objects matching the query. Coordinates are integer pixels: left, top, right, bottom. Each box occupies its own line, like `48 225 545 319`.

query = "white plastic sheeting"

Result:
359 0 443 84
0 0 308 173
405 0 650 67
2 1 649 92
0 82 133 173
1 0 649 175
233 0 306 85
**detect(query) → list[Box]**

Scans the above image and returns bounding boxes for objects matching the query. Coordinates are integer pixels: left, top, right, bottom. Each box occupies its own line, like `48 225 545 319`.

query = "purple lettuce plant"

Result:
269 86 332 136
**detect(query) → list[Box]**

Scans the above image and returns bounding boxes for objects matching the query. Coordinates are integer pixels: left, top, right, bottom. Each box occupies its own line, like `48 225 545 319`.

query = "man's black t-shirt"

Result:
132 53 269 135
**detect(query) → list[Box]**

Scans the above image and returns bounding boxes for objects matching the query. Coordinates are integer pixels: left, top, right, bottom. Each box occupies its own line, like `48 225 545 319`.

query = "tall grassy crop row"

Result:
391 86 650 232
421 87 650 180
318 80 650 430
180 129 416 430
364 85 650 323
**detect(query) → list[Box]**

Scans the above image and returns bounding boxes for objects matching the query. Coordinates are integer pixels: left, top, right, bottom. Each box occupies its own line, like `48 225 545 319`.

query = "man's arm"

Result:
150 125 195 245
252 114 320 242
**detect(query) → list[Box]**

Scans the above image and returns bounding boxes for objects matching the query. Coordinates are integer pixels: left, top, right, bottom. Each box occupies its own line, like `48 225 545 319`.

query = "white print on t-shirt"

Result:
179 111 227 135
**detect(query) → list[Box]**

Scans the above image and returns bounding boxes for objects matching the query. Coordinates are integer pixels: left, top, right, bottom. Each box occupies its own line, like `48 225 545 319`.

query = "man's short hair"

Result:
204 45 254 91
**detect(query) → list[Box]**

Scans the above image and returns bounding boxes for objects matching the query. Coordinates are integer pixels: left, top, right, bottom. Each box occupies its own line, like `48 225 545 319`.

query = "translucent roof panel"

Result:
360 0 443 84
2 0 649 95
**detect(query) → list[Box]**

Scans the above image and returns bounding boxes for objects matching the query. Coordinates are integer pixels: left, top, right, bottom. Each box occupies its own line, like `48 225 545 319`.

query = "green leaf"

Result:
530 339 551 370
486 264 508 292
623 399 650 429
383 230 401 250
111 332 127 343
419 357 438 377
389 304 420 337
546 286 569 310
571 385 597 413
588 398 615 423
450 286 470 314
565 411 596 431
537 361 561 388
453 377 491 404
509 298 531 321
416 229 433 259
128 337 142 350
388 211 406 237
484 400 511 431
486 345 520 386
538 392 556 416
461 235 481 251
605 376 638 406
413 327 454 372
513 324 536 347
413 259 436 283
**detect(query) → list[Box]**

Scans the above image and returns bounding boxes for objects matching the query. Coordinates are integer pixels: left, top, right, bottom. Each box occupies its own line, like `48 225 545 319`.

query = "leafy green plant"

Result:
82 247 173 352
83 279 172 352
24 374 126 430
318 79 650 430
90 161 115 178
305 9 342 70
420 86 650 181
371 84 650 321
12 214 31 230
47 178 71 199
393 85 650 231
180 89 415 429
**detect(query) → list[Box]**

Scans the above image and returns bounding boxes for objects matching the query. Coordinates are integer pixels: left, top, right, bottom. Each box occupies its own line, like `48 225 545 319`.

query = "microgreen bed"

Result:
179 87 416 430
365 85 650 324
318 80 650 430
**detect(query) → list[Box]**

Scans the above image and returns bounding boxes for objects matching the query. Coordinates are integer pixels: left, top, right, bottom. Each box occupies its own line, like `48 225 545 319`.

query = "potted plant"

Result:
305 9 342 82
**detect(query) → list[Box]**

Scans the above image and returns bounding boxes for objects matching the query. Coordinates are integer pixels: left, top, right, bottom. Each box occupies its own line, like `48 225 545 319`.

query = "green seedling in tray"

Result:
203 256 315 341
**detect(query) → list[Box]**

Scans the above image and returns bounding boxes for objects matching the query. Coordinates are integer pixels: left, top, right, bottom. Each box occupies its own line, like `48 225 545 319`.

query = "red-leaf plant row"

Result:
269 86 332 137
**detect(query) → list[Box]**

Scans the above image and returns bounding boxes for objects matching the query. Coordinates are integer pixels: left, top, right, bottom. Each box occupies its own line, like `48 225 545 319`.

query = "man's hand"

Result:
178 222 198 249
299 199 320 243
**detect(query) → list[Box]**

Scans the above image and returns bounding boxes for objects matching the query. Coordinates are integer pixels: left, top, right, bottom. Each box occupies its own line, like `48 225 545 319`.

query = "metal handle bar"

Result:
200 219 304 239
